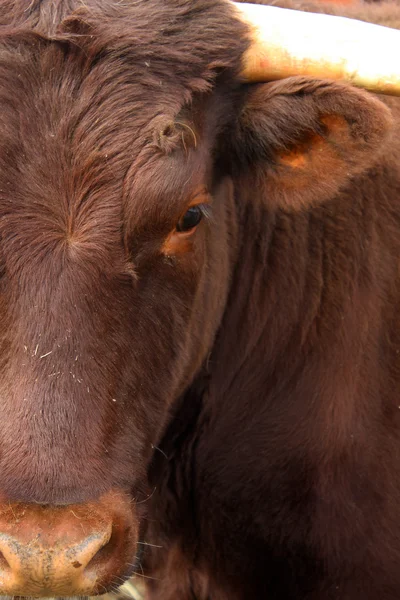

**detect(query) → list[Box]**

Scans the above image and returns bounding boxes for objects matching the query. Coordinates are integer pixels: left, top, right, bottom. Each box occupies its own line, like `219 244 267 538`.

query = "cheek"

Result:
176 179 237 384
127 265 203 378
123 177 235 402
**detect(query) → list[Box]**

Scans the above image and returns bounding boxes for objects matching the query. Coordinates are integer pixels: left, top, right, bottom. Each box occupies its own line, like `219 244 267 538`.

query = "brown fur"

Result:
0 0 399 598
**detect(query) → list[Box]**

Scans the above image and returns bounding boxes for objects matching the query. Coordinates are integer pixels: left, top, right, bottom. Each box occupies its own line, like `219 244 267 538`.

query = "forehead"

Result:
0 34 213 244
0 34 194 176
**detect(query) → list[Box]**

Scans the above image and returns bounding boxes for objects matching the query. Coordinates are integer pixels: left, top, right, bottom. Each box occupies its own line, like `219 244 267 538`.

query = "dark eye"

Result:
176 205 203 233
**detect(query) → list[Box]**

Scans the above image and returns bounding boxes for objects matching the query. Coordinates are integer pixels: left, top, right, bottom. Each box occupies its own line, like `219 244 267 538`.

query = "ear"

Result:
224 77 393 210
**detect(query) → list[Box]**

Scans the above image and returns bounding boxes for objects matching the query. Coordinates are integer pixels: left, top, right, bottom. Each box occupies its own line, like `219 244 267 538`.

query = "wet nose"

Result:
0 525 110 595
0 490 137 597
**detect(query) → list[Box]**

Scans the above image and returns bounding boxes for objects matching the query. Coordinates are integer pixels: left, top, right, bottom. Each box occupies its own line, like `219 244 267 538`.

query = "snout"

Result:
0 490 137 597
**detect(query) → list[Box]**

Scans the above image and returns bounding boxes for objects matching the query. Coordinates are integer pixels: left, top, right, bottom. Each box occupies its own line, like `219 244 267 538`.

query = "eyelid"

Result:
187 187 213 222
188 187 211 206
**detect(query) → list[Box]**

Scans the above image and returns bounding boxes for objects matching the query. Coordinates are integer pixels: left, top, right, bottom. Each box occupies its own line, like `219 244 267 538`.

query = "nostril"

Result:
0 550 10 572
84 526 119 575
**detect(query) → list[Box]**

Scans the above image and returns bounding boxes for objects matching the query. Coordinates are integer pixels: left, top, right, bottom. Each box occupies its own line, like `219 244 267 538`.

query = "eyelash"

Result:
197 203 213 221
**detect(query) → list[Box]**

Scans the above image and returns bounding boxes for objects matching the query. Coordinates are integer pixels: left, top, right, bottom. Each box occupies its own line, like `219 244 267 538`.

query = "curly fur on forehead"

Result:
0 0 251 264
0 0 250 98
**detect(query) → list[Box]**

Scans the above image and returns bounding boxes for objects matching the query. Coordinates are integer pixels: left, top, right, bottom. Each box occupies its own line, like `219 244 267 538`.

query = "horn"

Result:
232 2 400 96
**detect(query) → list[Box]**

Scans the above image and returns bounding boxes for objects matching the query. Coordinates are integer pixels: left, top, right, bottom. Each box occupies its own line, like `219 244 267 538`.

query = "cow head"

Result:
0 0 393 596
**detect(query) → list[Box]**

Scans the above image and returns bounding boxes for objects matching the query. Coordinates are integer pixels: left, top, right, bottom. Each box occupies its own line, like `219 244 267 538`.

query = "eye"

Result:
176 205 203 233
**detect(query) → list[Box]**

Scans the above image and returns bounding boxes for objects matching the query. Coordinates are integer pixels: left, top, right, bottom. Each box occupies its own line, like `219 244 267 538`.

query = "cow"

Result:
0 0 399 598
